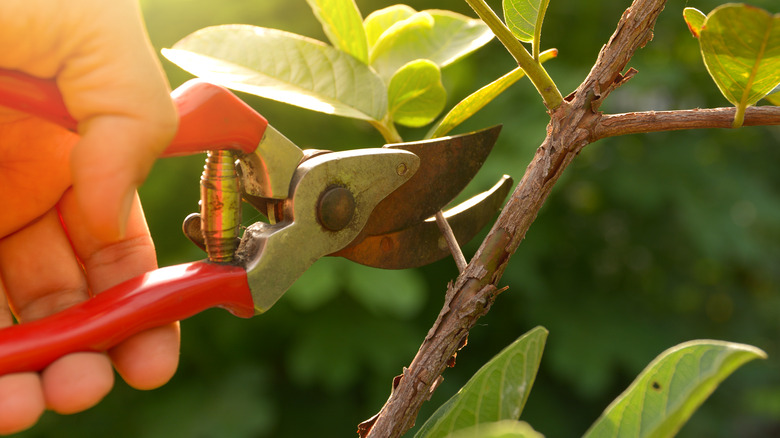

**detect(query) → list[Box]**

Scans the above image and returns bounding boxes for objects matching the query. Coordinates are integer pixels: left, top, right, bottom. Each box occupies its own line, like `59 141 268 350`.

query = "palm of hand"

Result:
0 116 74 238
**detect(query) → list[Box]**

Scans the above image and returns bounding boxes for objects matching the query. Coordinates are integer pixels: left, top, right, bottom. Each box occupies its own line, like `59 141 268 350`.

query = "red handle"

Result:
0 69 78 130
166 79 268 156
0 69 268 156
0 261 255 375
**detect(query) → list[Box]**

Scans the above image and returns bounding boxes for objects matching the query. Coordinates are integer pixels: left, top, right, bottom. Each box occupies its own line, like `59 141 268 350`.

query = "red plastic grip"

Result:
0 69 78 130
165 79 268 156
0 261 255 375
0 69 268 156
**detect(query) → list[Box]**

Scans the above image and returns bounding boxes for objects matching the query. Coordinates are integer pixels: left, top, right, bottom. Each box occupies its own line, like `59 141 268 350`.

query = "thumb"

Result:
53 0 177 242
70 116 170 242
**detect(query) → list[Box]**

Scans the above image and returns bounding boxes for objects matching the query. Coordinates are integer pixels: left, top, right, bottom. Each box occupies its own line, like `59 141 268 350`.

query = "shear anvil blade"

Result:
360 125 502 237
332 175 513 269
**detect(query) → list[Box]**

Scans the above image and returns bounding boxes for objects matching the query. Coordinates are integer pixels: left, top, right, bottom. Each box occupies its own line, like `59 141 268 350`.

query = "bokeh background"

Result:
12 0 780 436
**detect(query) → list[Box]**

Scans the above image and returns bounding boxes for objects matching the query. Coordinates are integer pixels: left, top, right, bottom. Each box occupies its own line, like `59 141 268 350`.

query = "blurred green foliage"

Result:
12 0 780 437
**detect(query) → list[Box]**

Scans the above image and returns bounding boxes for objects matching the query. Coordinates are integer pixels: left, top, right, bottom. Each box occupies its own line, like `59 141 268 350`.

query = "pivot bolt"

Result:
318 186 355 231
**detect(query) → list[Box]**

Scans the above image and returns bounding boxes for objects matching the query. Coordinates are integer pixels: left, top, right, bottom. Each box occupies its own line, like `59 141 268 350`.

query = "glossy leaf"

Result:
446 420 544 438
164 25 386 121
415 327 548 438
427 48 557 139
370 10 494 80
306 0 369 64
683 7 705 38
388 59 446 128
503 0 550 49
583 340 766 438
364 4 416 49
698 4 780 127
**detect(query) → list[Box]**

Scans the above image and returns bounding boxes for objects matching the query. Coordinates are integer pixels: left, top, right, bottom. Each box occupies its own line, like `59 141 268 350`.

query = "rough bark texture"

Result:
596 106 780 138
360 0 780 437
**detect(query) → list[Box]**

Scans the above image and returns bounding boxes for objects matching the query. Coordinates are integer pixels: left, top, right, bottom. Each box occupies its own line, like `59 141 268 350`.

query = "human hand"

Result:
0 0 179 433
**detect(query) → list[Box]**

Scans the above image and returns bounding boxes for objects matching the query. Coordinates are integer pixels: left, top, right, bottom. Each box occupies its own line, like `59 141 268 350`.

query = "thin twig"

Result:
434 211 467 272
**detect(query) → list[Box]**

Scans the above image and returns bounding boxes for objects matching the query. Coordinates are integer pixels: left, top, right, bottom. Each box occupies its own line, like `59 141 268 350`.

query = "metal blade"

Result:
331 175 513 269
359 125 502 237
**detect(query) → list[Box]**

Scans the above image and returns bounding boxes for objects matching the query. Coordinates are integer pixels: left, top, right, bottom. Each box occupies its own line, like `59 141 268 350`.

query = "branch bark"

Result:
596 106 780 138
360 0 780 436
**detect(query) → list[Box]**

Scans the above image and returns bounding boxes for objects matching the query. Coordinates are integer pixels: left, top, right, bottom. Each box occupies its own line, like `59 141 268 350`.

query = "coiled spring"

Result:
200 150 241 262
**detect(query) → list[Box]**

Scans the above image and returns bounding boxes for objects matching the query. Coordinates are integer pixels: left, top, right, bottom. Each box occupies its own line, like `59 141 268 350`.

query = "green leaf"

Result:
765 84 780 105
306 0 369 64
698 4 780 127
370 10 494 80
426 48 557 139
364 4 416 49
163 25 387 121
387 59 447 128
503 0 550 55
415 327 548 438
446 420 545 438
683 7 706 38
583 340 766 438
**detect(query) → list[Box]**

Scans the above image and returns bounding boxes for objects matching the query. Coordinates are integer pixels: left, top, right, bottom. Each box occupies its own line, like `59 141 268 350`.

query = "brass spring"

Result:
200 150 241 262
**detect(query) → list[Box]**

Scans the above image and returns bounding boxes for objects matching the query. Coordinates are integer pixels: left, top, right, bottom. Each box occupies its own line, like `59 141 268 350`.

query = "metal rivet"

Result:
396 162 408 176
380 236 394 253
318 186 356 231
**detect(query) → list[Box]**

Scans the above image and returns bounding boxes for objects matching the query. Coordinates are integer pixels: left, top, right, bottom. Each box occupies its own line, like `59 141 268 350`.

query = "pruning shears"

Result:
0 69 511 375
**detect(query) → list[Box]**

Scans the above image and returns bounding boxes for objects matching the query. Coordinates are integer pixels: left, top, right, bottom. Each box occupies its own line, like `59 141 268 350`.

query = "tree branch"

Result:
595 106 780 139
359 0 777 436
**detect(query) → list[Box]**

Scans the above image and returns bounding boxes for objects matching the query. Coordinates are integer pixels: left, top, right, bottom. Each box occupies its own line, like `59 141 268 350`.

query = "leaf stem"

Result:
733 104 746 128
533 35 541 62
464 0 563 109
370 118 403 143
532 0 551 61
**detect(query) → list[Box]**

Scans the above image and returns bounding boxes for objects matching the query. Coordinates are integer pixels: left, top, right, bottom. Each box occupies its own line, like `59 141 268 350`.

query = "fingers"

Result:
105 325 181 390
58 189 180 389
0 210 91 321
0 281 44 434
0 210 114 422
40 353 114 414
0 372 44 434
0 188 179 436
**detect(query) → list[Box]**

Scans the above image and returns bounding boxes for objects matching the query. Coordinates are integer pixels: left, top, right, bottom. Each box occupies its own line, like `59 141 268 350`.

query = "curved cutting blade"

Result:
332 175 513 269
359 125 502 237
